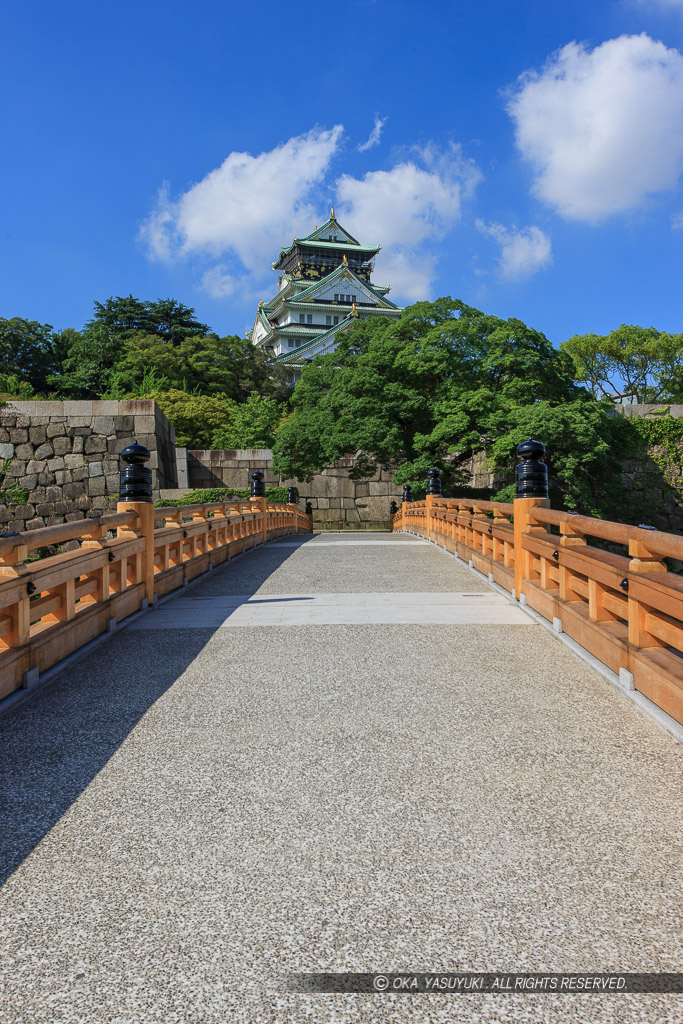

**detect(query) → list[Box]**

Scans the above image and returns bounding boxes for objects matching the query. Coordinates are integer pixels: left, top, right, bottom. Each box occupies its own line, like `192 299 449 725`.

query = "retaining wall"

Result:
0 401 176 533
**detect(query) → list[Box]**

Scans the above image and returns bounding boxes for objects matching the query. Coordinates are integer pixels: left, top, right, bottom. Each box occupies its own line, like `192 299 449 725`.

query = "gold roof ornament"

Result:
258 299 263 307
351 301 358 317
330 206 336 220
342 253 348 266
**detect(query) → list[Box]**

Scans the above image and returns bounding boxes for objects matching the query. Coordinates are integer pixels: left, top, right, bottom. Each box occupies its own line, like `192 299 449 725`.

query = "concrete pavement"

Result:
0 533 681 1023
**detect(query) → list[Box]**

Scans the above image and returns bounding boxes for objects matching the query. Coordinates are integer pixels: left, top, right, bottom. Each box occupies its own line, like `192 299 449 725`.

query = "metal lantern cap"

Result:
121 441 151 464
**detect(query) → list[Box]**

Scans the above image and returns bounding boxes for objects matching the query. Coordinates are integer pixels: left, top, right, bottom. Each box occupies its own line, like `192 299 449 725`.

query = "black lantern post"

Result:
119 442 152 502
515 439 549 499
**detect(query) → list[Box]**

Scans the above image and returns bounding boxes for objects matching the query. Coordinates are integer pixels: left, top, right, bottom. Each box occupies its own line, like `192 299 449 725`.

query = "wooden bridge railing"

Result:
0 453 311 705
392 444 683 728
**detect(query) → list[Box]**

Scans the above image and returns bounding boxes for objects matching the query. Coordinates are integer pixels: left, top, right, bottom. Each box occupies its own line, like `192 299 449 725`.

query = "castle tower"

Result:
247 209 402 381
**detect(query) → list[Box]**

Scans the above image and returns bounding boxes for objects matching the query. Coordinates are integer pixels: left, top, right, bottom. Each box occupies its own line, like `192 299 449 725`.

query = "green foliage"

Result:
627 412 683 479
155 485 294 507
0 372 36 399
0 458 29 507
89 295 211 344
141 390 235 449
212 392 286 449
561 325 683 402
0 317 68 394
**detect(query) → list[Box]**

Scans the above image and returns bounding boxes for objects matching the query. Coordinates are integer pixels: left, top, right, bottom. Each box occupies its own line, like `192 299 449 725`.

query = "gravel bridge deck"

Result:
1 533 681 1024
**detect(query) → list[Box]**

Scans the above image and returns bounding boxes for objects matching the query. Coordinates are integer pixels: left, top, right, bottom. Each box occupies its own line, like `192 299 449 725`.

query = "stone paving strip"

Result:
129 591 531 628
0 533 681 1024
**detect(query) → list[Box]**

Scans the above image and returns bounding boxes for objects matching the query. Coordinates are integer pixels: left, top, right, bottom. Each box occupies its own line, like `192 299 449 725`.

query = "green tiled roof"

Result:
298 215 361 245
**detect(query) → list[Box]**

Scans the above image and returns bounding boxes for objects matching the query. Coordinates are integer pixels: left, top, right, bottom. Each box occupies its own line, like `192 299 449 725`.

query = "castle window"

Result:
326 316 332 325
288 340 296 348
333 316 339 325
307 314 312 324
299 314 305 323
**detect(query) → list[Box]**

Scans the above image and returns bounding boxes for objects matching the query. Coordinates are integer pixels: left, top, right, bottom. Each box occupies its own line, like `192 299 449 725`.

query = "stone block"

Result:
356 496 393 521
25 517 46 530
65 511 85 522
107 436 132 455
369 481 392 496
46 516 64 526
0 508 11 523
47 458 65 472
89 461 104 477
52 500 70 514
63 481 86 499
6 461 26 477
66 416 92 428
9 429 28 443
69 426 91 436
113 415 134 431
91 400 123 415
75 493 90 510
131 415 156 434
12 504 35 520
65 454 85 469
317 498 330 509
62 401 93 417
28 488 46 503
92 416 115 435
29 426 47 444
15 443 33 460
52 437 71 456
71 467 88 482
84 435 107 454
45 486 61 502
328 498 341 509
105 474 119 493
72 435 84 454
55 470 70 485
0 428 9 442
355 483 370 498
38 468 52 486
345 508 361 522
18 475 38 490
33 442 54 460
46 421 67 438
0 442 14 459
15 415 31 427
88 476 106 496
313 508 343 522
36 503 55 516
342 497 357 508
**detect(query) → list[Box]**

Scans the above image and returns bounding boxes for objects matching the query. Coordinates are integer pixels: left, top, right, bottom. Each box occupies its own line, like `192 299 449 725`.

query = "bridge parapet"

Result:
0 447 312 706
393 447 683 727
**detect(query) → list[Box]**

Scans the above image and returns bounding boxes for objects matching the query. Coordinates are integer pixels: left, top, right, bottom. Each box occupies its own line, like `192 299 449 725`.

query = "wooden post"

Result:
425 468 442 541
513 439 550 601
116 501 155 605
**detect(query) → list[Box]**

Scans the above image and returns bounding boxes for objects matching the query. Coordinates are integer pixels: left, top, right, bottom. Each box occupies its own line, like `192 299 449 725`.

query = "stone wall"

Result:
169 449 403 529
0 400 177 533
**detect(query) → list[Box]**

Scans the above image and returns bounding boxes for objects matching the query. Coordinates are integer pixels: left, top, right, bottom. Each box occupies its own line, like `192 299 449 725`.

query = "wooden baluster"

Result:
628 535 667 649
0 537 30 650
559 518 587 605
81 519 110 603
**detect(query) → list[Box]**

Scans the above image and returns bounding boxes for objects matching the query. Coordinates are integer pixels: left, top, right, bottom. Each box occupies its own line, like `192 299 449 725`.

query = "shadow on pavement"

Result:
0 537 313 886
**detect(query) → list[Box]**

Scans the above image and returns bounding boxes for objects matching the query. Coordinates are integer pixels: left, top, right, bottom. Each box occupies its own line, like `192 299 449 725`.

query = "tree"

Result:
142 390 236 449
0 317 67 393
212 392 287 449
54 324 124 396
272 298 632 515
561 325 683 403
108 333 291 402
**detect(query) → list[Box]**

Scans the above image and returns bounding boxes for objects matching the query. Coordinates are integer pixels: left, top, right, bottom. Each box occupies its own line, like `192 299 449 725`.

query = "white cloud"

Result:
507 34 683 222
139 125 344 276
336 144 481 300
635 0 683 8
476 221 552 279
672 210 683 228
358 115 387 152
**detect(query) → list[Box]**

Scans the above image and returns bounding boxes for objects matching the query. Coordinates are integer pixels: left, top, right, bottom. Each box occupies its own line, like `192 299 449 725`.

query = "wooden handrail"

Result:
0 512 137 556
394 485 683 727
0 498 313 704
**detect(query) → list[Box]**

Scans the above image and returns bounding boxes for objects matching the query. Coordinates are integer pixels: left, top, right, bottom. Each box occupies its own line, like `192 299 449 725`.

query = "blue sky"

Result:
2 0 682 346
